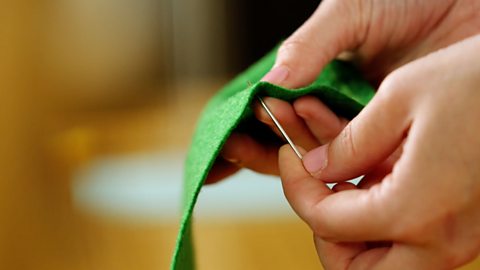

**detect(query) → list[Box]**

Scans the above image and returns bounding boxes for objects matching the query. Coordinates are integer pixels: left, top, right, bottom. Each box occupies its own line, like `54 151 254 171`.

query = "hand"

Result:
209 0 480 184
207 96 347 183
263 0 480 87
279 35 480 269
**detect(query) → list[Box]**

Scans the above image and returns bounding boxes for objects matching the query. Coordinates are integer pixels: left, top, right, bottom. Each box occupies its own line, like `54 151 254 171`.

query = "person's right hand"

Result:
207 0 480 184
278 33 480 270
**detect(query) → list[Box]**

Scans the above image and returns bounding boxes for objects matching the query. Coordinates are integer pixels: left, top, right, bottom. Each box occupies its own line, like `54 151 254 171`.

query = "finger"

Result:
313 235 368 270
348 248 391 270
358 159 395 189
357 173 384 190
325 244 433 270
358 145 403 189
278 144 333 221
316 235 392 270
332 182 357 192
359 244 436 270
261 0 367 88
313 188 399 242
302 83 411 181
280 143 399 241
254 97 319 150
205 158 240 184
221 132 279 175
294 95 347 144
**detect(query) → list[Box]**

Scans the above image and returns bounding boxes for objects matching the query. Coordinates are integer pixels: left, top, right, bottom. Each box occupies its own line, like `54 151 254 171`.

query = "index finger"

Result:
279 145 399 242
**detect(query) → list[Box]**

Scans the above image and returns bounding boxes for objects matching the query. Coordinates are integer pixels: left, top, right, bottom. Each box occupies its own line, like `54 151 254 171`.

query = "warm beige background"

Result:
1 1 479 270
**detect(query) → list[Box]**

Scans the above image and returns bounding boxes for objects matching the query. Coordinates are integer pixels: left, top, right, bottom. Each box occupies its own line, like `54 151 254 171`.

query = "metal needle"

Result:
257 96 303 160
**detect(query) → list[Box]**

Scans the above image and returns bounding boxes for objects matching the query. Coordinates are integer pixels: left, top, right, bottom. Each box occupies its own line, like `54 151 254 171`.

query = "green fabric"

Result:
171 47 375 270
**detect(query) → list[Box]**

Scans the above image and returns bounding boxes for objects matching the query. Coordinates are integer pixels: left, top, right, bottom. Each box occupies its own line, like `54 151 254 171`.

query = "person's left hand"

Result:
206 95 347 183
279 35 480 269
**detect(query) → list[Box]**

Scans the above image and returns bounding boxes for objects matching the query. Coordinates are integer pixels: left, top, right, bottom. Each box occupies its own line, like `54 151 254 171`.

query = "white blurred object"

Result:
72 151 296 223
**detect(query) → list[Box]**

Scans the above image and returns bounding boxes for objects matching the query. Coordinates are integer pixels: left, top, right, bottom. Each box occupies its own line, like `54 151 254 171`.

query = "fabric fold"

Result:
171 47 374 270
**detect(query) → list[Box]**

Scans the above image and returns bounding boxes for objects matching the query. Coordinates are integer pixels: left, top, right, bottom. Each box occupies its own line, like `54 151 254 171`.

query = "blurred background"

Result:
1 1 479 269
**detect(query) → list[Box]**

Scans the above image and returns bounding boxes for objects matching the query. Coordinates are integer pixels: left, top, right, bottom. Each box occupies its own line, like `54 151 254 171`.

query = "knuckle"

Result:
374 70 413 119
277 38 309 63
376 71 407 104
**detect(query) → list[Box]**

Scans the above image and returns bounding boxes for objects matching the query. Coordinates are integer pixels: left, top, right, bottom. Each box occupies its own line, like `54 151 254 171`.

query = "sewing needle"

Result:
257 96 303 160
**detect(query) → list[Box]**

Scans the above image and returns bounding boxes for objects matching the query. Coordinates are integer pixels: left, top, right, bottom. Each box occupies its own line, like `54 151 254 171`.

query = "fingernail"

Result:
261 65 289 85
303 145 328 176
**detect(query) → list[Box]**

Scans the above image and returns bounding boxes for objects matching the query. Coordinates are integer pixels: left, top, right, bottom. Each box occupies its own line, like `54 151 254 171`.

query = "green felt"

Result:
171 47 375 270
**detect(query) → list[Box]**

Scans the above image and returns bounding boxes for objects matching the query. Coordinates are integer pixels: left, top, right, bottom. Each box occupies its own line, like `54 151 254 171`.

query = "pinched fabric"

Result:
171 47 375 270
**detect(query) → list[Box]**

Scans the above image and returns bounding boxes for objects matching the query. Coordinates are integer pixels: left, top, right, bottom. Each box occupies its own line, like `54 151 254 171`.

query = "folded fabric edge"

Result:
170 80 370 269
170 36 375 267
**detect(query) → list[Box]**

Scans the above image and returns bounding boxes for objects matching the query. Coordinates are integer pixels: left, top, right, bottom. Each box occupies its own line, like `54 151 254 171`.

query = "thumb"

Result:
303 85 411 181
279 142 396 242
262 0 367 88
278 144 333 221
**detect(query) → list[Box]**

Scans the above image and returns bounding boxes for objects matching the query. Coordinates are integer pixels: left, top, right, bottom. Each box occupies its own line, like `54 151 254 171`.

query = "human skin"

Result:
280 34 480 269
207 0 480 269
207 0 480 183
